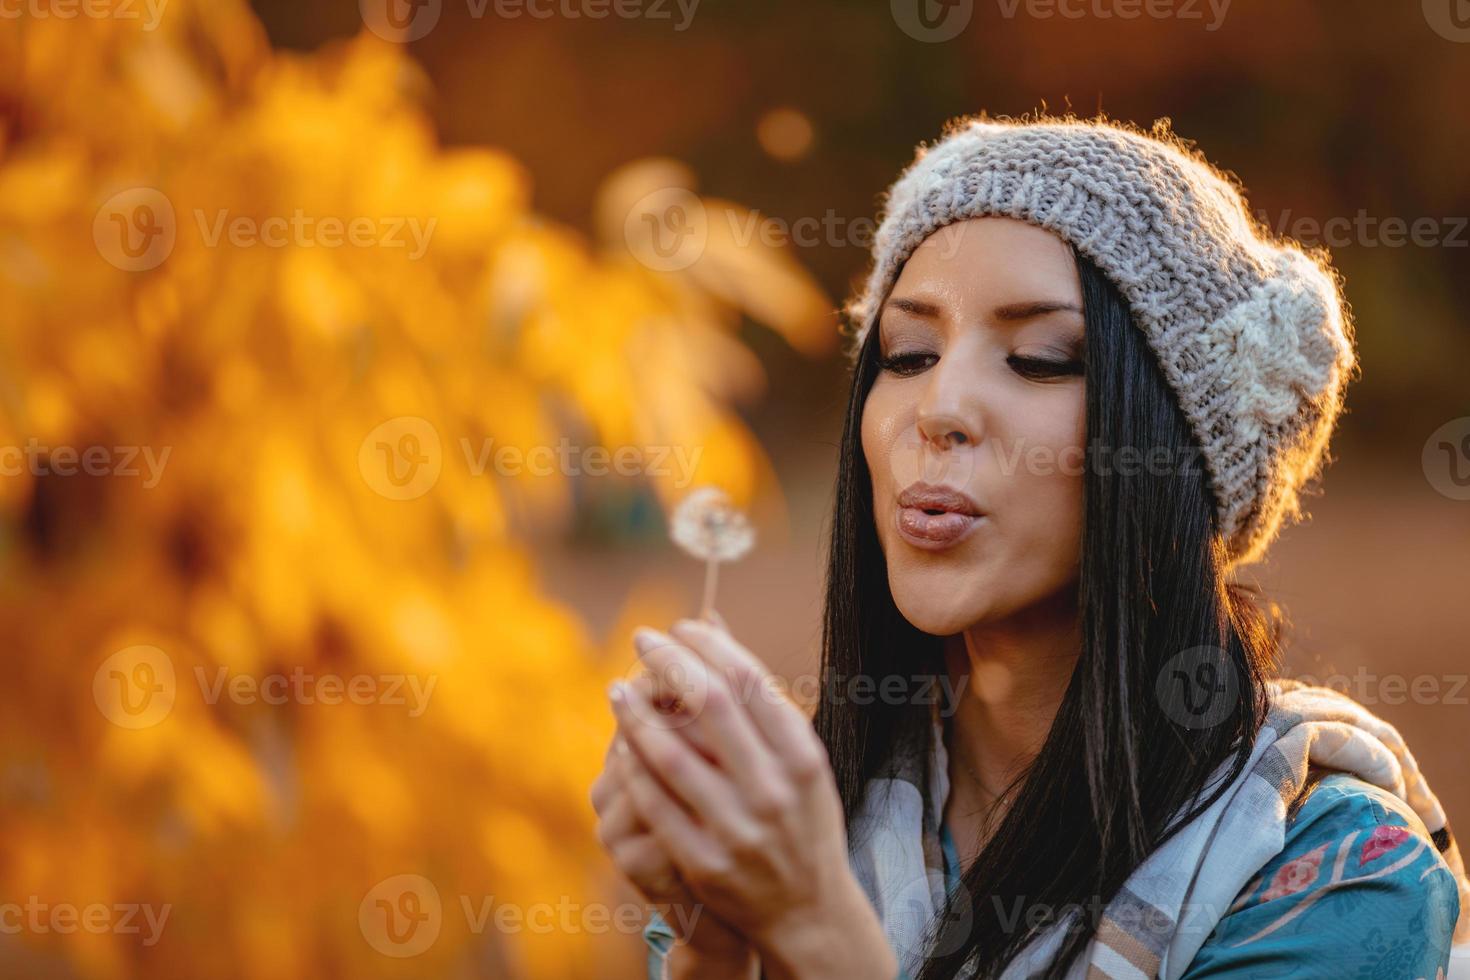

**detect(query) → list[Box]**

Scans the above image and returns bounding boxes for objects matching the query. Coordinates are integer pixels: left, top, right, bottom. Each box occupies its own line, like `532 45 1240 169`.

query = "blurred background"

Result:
1 0 1466 976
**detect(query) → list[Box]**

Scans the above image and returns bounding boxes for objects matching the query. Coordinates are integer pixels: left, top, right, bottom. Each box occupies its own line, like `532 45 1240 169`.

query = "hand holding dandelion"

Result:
604 487 889 977
670 486 755 622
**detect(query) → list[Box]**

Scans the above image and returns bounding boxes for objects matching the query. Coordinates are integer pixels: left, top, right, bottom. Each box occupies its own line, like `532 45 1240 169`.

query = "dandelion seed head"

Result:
670 486 755 563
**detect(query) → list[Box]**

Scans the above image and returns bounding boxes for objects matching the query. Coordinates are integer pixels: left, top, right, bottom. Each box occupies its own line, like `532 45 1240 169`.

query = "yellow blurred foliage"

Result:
0 2 832 977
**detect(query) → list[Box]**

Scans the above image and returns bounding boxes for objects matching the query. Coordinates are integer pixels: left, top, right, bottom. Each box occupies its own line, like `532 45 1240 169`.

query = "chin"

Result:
886 544 1069 635
888 574 988 636
879 532 993 635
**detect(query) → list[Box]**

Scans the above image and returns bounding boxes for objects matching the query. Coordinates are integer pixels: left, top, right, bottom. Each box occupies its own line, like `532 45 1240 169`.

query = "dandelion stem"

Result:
700 558 719 620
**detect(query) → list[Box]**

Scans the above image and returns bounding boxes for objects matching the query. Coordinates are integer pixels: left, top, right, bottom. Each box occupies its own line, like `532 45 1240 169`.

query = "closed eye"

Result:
878 350 939 377
1007 354 1084 381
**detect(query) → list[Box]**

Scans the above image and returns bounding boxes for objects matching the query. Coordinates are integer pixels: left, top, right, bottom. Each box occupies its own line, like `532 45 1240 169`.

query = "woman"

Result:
589 115 1468 979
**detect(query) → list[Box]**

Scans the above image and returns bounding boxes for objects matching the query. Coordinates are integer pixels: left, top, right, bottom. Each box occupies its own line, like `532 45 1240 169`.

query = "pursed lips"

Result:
895 481 985 550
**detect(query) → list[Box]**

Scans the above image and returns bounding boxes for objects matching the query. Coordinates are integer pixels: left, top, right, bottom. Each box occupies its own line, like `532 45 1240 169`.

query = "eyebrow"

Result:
884 297 1083 321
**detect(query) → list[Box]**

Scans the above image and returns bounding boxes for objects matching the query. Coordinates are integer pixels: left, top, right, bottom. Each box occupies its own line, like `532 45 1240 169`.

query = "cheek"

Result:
860 385 907 498
994 392 1086 565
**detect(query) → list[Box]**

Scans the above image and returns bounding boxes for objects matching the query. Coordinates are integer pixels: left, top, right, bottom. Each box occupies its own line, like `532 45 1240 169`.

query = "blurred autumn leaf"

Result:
0 2 832 977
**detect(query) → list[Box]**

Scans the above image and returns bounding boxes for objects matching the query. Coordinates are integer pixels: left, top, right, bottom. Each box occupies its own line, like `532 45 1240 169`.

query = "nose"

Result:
915 359 981 449
916 413 973 450
908 401 980 488
911 339 985 451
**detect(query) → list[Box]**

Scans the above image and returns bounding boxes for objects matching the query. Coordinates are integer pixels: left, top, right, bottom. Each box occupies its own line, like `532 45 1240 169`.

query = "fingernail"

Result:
633 628 657 657
607 681 626 707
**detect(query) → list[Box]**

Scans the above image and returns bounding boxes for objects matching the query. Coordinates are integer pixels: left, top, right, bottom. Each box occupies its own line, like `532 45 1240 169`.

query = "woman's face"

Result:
861 217 1086 636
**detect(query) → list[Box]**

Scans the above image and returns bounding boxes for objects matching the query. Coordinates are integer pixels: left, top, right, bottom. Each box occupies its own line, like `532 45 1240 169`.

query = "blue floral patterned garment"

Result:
642 771 1460 979
1179 771 1459 979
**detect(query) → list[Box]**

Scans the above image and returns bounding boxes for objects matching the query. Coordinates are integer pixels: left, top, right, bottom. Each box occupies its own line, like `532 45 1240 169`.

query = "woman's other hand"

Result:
610 618 897 980
591 674 756 978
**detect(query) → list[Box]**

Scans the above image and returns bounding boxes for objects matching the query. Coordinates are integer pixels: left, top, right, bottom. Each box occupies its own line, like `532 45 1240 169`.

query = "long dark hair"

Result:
815 248 1278 978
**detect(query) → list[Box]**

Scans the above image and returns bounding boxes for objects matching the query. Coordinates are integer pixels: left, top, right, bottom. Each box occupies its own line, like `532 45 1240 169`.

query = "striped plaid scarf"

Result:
847 679 1470 979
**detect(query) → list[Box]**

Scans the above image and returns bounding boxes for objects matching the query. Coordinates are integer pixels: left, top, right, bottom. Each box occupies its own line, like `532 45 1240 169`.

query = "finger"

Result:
668 618 817 759
609 737 651 833
629 663 681 713
632 628 775 795
593 732 642 813
590 764 615 813
628 671 719 762
611 680 750 835
595 785 643 848
609 833 682 897
610 702 722 871
629 633 709 720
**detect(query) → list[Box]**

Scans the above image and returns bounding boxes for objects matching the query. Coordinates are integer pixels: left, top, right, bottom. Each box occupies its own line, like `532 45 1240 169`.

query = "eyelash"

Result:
876 351 938 376
1009 354 1086 380
877 351 1085 380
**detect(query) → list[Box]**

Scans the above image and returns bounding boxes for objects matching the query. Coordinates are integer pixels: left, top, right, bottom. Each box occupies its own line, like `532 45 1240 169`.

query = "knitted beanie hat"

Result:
845 114 1358 567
